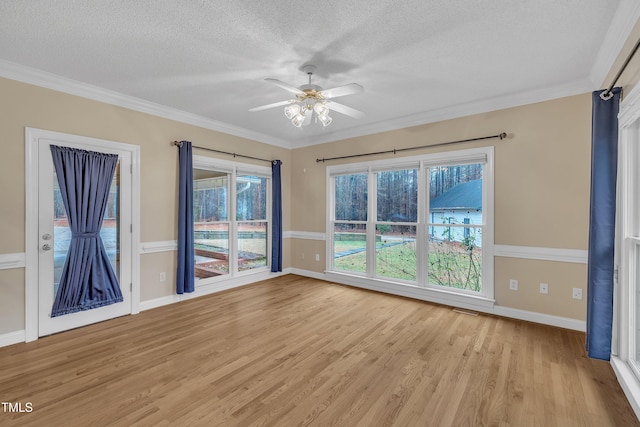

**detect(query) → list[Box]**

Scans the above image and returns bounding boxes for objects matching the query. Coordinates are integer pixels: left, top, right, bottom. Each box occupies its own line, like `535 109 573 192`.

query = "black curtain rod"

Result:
315 132 508 163
602 37 640 99
172 141 277 164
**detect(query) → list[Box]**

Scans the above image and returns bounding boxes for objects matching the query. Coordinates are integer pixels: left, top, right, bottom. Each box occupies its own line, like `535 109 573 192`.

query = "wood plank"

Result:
0 275 637 426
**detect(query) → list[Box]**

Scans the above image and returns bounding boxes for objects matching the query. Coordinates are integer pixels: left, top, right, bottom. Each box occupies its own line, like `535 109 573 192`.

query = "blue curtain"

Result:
50 145 122 317
271 160 283 272
586 87 621 360
176 140 195 294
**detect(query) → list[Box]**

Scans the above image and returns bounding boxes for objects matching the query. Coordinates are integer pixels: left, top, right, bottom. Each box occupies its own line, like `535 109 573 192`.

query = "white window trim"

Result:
325 146 495 308
193 155 272 285
613 82 640 420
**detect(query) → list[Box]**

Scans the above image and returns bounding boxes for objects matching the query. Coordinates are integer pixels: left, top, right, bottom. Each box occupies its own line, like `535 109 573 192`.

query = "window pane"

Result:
237 175 267 221
238 221 267 271
194 169 228 221
376 224 416 281
428 226 482 291
333 223 367 273
376 169 418 222
335 174 368 221
429 164 483 225
194 223 229 278
194 169 230 278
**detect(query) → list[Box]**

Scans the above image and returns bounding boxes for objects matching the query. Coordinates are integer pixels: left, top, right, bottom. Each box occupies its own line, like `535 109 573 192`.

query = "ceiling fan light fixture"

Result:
313 102 329 117
284 104 300 119
291 112 306 127
250 64 364 129
318 113 332 127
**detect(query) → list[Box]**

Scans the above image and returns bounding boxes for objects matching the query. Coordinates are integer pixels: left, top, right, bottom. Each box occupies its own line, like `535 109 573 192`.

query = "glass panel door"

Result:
38 139 131 338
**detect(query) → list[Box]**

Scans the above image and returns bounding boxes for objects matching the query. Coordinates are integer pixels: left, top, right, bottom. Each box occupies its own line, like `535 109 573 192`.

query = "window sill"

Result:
324 271 495 312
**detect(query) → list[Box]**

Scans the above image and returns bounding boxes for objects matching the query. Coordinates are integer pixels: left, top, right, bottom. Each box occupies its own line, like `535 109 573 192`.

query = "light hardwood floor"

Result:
0 274 638 426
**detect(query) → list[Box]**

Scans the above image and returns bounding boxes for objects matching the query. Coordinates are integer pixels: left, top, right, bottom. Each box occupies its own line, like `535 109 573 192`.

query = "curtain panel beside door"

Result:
586 87 621 360
176 140 195 294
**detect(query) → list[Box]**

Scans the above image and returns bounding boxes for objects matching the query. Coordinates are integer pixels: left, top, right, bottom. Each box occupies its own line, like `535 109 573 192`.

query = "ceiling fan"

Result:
249 64 364 127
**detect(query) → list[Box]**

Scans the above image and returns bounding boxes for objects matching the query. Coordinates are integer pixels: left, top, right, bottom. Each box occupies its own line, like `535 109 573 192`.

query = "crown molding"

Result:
0 59 292 149
0 57 599 150
589 0 640 88
292 78 594 148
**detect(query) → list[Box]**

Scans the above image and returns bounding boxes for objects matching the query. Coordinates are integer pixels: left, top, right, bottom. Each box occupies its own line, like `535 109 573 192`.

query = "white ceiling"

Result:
1 1 639 148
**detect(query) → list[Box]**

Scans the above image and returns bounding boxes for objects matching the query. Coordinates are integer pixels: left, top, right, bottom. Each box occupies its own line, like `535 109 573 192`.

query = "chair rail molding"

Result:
0 253 26 270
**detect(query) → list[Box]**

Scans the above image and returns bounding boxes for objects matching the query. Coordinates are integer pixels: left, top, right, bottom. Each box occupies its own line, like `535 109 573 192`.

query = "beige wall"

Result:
0 77 291 334
0 56 612 335
290 93 592 320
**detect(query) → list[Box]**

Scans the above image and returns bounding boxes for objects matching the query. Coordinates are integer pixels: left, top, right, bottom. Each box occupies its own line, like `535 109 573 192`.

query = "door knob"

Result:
42 233 51 240
42 243 52 251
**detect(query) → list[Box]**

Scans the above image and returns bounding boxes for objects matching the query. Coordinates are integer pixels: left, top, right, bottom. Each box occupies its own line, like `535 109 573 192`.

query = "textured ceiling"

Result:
0 1 638 148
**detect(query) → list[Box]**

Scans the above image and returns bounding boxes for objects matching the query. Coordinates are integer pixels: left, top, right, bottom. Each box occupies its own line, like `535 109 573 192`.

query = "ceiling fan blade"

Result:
248 100 292 112
320 83 364 99
327 101 365 119
265 78 305 95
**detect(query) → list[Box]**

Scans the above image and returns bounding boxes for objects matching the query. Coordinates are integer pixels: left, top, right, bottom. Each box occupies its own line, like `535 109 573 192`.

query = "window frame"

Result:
326 147 494 303
193 155 272 285
612 82 640 419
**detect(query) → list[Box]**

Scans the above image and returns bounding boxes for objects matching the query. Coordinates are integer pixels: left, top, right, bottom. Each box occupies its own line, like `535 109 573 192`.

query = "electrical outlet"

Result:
509 279 518 291
572 288 583 300
159 272 166 282
540 282 549 294
315 253 320 261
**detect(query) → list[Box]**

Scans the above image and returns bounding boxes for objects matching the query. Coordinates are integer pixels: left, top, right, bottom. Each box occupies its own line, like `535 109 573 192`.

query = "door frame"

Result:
25 127 141 342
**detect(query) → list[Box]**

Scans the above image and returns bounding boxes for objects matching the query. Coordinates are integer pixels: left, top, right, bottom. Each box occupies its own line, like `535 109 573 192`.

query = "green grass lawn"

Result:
333 240 481 291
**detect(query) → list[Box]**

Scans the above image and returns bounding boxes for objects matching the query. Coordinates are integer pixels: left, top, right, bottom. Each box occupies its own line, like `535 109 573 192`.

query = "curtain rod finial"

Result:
600 90 614 101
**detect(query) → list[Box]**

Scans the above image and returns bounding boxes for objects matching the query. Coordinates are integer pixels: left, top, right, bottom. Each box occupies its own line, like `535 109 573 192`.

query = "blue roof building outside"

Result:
430 179 482 211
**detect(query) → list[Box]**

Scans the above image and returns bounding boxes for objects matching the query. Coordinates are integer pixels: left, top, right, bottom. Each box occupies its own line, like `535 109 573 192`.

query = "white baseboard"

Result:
290 268 586 331
289 268 326 281
139 294 181 311
139 268 292 312
493 306 585 332
0 330 25 347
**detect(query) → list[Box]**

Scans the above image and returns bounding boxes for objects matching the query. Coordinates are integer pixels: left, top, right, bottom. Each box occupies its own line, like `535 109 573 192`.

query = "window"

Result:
375 168 418 281
617 114 640 377
333 172 368 274
236 174 268 271
328 147 493 300
193 169 230 278
193 157 271 283
612 86 640 415
427 164 483 291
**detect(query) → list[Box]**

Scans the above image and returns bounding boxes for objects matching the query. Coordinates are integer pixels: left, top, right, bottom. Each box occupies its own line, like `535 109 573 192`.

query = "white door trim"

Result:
24 127 140 342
